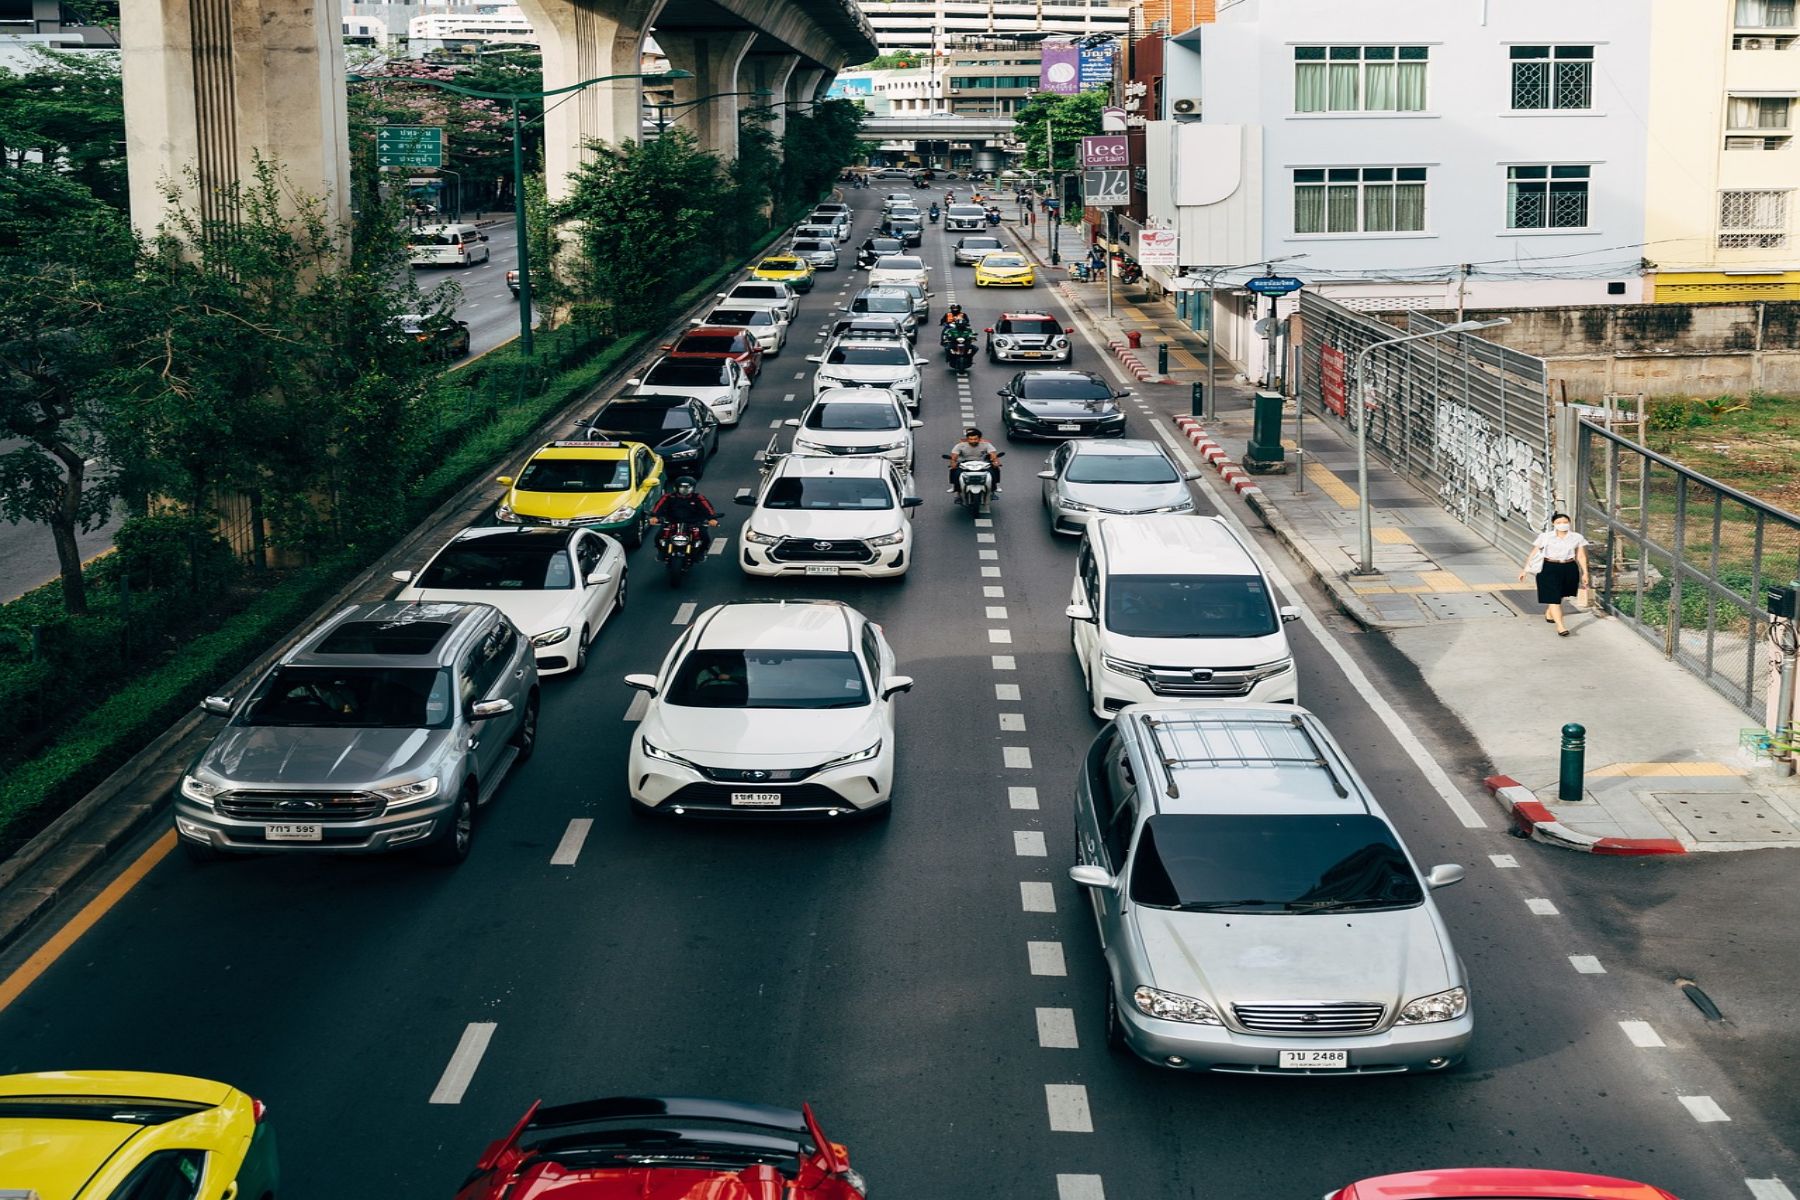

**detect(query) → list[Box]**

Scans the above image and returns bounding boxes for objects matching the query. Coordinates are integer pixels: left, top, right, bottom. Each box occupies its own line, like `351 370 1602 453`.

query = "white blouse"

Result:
1532 529 1590 563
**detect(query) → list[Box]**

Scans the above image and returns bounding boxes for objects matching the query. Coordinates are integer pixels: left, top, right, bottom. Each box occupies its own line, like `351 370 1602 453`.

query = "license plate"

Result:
1057 423 1082 432
264 823 322 842
1278 1050 1348 1070
730 792 781 807
1022 350 1046 357
804 565 841 576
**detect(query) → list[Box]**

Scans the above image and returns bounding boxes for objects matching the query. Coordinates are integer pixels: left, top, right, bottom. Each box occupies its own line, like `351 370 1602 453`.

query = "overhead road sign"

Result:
377 125 445 168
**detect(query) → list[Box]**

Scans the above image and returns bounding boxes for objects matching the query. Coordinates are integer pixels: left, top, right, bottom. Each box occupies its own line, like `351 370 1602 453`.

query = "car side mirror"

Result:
806 354 823 363
496 476 514 487
784 418 801 427
1036 469 1056 480
390 569 415 583
1065 602 1096 622
1182 471 1204 482
909 419 924 429
659 343 673 352
913 357 928 366
1279 606 1300 624
733 493 756 506
1426 863 1465 890
689 318 703 325
623 673 659 697
1066 327 1076 334
479 234 490 242
1069 864 1118 891
880 674 914 699
997 390 1011 398
716 292 727 299
1117 389 1135 398
471 697 515 720
984 327 995 334
902 496 923 508
585 570 613 586
200 695 234 716
625 377 642 387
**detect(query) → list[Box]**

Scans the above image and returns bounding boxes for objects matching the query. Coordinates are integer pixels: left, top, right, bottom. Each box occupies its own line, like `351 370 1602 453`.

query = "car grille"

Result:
217 790 384 821
1144 667 1258 698
769 538 875 563
699 764 816 783
1232 1003 1386 1034
663 783 856 816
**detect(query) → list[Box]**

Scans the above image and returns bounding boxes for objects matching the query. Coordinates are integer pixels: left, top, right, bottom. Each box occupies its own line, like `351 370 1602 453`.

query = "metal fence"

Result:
1297 291 1554 564
1576 419 1800 719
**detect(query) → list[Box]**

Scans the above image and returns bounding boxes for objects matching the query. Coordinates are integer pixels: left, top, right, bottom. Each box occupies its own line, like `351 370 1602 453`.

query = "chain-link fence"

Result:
1297 291 1554 563
1576 419 1800 718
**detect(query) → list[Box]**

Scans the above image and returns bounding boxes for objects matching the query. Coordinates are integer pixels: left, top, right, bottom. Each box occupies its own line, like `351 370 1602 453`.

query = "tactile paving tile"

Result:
1657 792 1800 842
1418 592 1518 620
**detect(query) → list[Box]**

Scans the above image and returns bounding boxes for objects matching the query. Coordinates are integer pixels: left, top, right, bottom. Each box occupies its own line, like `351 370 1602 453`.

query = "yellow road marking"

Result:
1305 462 1360 508
0 831 175 1014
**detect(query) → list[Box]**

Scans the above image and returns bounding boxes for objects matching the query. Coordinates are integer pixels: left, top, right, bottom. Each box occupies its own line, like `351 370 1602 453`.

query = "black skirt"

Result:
1536 559 1580 603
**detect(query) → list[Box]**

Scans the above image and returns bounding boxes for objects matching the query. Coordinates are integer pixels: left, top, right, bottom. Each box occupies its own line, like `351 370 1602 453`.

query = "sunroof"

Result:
315 620 453 656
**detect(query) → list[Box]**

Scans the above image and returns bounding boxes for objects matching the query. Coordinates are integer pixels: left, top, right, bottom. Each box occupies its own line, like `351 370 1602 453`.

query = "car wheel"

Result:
1105 976 1128 1052
181 836 224 863
423 785 475 865
613 572 628 614
512 692 539 762
572 627 591 676
623 511 648 549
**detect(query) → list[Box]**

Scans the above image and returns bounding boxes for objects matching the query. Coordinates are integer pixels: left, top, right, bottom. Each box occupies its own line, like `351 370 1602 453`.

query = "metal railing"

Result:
1576 419 1800 717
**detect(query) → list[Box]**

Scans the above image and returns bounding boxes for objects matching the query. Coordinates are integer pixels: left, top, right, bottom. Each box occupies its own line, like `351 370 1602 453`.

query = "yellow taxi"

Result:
0 1070 278 1200
495 439 665 547
973 251 1036 288
750 255 816 293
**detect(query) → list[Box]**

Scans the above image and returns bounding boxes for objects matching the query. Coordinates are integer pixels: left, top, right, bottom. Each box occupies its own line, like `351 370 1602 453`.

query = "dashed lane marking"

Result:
1679 1095 1730 1123
992 655 1016 669
995 683 1021 700
989 628 1013 644
1000 712 1026 731
673 602 697 624
1028 941 1067 976
975 518 994 528
1526 898 1560 916
549 819 593 866
1489 854 1520 868
1021 881 1057 912
782 392 795 402
981 566 1002 578
984 585 1005 597
986 606 1009 619
1004 746 1033 768
977 533 997 544
708 537 729 556
1620 1020 1665 1047
1057 1177 1105 1200
1570 955 1605 974
769 419 783 428
1747 1181 1797 1200
1044 1085 1093 1133
794 371 804 378
1014 830 1047 857
979 549 999 560
1010 786 1040 810
429 1022 497 1104
624 693 649 721
1036 1007 1078 1047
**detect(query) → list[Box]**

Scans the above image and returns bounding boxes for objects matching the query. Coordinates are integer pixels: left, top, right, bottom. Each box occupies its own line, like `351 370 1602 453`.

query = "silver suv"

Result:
174 601 539 865
1069 704 1471 1075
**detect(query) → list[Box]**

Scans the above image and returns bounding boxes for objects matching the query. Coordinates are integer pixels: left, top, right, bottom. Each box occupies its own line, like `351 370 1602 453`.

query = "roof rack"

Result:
1136 711 1349 801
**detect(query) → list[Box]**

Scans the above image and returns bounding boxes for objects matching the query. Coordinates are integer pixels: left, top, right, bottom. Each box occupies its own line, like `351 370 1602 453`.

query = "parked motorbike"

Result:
1119 261 1144 285
655 522 707 587
944 452 1004 517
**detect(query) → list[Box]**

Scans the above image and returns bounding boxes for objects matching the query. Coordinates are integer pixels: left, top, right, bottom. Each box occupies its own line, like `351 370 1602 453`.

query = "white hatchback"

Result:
736 454 918 579
624 599 912 818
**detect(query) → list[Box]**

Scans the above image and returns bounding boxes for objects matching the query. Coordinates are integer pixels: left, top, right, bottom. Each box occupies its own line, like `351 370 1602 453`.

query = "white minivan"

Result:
409 223 491 268
1067 515 1299 718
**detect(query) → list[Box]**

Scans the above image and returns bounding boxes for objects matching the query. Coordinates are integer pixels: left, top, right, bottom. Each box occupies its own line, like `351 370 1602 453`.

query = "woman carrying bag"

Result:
1519 513 1591 637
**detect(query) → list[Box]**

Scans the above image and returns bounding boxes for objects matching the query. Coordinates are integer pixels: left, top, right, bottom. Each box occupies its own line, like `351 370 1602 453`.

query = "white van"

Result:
1067 515 1299 718
409 223 490 268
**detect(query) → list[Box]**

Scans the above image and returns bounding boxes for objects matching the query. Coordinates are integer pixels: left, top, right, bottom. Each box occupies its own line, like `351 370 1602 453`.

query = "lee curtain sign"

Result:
1080 135 1129 168
1138 229 1178 267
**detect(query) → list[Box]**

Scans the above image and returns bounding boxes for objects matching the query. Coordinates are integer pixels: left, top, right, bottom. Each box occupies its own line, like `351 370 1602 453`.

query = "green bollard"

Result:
1558 723 1586 802
1190 381 1204 418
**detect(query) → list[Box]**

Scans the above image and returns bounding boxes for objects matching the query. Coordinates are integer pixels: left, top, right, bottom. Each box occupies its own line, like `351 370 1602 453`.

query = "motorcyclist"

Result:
947 427 1001 495
985 206 1002 227
938 303 971 342
928 202 941 223
648 476 719 555
942 321 977 367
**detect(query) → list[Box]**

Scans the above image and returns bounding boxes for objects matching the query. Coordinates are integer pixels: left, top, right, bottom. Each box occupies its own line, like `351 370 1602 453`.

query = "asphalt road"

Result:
1 190 1796 1200
0 441 121 602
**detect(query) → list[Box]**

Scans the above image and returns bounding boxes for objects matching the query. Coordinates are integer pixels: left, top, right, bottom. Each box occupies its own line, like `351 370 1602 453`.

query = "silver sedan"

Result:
1038 438 1201 535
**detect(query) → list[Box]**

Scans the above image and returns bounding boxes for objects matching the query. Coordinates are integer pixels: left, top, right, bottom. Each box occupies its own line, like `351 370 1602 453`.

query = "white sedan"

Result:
700 306 787 356
867 255 931 291
624 599 912 818
735 454 918 579
392 526 626 675
627 355 752 426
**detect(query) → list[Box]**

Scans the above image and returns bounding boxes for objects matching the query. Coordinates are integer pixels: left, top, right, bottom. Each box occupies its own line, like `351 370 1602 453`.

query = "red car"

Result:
456 1095 867 1200
1330 1168 1681 1200
661 326 765 381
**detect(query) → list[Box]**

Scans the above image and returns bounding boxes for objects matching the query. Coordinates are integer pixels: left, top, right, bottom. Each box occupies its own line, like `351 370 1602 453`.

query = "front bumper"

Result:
989 343 1071 363
173 793 453 855
1048 502 1193 536
1004 411 1127 440
1088 661 1298 717
976 274 1035 287
1114 992 1473 1074
740 540 909 578
628 745 894 817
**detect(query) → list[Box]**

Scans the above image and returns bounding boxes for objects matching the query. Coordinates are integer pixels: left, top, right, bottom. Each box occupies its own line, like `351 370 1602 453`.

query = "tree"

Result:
347 63 518 218
0 48 128 210
860 52 922 70
1012 90 1105 174
779 100 864 212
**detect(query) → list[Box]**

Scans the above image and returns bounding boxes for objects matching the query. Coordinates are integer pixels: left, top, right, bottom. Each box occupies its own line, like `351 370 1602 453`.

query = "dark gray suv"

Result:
174 601 539 865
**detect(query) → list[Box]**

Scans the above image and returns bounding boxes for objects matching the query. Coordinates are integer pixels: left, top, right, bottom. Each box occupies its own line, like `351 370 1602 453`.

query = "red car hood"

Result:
1340 1167 1678 1200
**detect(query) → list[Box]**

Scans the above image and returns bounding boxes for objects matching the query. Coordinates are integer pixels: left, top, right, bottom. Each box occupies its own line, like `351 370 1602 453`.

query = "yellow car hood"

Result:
507 489 634 522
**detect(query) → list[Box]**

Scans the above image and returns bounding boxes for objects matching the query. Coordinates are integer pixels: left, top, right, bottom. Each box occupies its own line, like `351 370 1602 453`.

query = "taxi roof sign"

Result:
548 440 624 449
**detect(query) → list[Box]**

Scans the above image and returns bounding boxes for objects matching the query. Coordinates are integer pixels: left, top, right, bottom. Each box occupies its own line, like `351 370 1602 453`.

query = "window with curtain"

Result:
1510 45 1594 110
1294 45 1429 113
1737 0 1798 27
1727 96 1793 129
1508 164 1591 229
1294 167 1427 234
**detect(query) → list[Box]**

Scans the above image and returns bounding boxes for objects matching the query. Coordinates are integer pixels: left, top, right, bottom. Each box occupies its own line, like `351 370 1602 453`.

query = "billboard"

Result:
827 75 873 97
1078 42 1116 90
1080 135 1128 168
1039 41 1079 95
1138 229 1178 267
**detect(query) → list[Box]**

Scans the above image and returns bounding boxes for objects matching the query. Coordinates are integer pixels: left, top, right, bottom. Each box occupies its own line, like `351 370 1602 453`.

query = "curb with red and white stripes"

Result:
1052 280 1164 384
1483 775 1687 855
1171 415 1265 498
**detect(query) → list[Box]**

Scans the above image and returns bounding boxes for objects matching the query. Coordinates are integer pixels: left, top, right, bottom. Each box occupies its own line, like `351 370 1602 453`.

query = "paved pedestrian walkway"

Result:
998 218 1800 854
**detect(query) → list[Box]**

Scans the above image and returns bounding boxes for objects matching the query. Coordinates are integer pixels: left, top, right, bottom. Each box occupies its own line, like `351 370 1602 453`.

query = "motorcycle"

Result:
1119 261 1144 285
655 522 708 587
945 338 975 374
944 452 1004 517
928 206 941 225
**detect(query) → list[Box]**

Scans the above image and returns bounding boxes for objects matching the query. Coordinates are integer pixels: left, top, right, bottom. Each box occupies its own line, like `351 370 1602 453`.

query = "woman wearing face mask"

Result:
1519 513 1590 636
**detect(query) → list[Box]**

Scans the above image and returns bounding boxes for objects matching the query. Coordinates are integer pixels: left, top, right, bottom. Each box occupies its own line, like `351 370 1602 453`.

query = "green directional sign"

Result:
376 125 444 168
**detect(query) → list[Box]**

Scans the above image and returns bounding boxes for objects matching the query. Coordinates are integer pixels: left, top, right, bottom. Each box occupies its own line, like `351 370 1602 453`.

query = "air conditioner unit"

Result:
1742 36 1766 48
1172 97 1200 116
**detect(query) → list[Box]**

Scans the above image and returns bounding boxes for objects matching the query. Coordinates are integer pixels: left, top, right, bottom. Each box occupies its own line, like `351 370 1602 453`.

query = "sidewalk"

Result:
1003 218 1800 855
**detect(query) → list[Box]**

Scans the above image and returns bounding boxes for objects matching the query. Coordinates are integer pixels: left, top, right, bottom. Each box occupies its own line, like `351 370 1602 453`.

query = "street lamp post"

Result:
648 89 775 136
1351 318 1511 575
350 67 692 356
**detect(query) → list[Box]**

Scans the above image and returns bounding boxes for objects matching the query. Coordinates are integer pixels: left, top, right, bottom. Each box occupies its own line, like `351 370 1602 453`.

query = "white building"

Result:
859 0 1130 57
1143 0 1653 374
408 5 539 53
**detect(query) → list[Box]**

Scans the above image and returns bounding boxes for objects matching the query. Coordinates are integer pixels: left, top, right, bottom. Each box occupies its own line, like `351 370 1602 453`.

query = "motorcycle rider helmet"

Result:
946 303 964 319
672 476 697 497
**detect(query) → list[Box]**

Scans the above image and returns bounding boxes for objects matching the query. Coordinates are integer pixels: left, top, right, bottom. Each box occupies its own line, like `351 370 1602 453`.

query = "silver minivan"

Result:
408 223 491 267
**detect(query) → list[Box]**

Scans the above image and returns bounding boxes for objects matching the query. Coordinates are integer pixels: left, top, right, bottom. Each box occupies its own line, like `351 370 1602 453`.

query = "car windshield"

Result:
1104 573 1278 638
826 345 911 367
1066 454 1178 485
869 240 902 252
730 286 783 299
877 257 924 270
761 258 803 271
1000 318 1062 336
419 543 574 590
645 360 729 387
983 255 1026 268
241 666 455 729
853 296 910 315
709 308 770 326
409 232 463 247
516 458 631 493
594 406 692 435
1128 814 1424 913
962 238 1002 250
794 240 832 252
762 476 895 509
675 336 740 355
1019 377 1113 401
807 403 902 431
950 207 988 218
665 649 869 709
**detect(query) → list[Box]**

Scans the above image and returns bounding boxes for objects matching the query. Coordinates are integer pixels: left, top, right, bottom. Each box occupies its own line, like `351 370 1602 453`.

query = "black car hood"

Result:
1015 397 1118 417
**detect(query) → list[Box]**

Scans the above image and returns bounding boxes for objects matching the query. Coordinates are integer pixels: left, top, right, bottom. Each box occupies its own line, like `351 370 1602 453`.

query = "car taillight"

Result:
251 1097 268 1124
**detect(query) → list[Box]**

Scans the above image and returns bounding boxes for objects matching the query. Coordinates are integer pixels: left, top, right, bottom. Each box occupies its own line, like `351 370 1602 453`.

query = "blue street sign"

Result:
1245 275 1304 296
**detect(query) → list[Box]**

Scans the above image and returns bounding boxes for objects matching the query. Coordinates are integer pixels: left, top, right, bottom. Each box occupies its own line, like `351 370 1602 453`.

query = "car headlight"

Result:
820 740 882 770
993 337 1014 349
792 436 828 452
1396 986 1468 1025
531 626 572 647
610 504 638 522
180 775 223 807
1060 499 1099 512
1053 336 1070 349
1133 985 1223 1025
868 529 906 546
1102 655 1148 680
1246 658 1295 683
495 503 517 522
867 437 909 452
1143 500 1195 514
743 527 781 545
641 739 701 770
373 777 442 806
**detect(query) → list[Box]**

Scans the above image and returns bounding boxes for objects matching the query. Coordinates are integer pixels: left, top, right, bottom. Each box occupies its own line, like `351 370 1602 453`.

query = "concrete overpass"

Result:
119 0 877 233
859 114 1018 171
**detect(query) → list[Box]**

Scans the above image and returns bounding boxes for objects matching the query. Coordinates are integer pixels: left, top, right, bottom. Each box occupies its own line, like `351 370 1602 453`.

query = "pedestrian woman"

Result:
1518 513 1590 636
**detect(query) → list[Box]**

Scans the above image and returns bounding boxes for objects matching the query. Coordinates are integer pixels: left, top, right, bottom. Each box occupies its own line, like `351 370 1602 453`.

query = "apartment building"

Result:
860 0 1129 56
945 40 1044 116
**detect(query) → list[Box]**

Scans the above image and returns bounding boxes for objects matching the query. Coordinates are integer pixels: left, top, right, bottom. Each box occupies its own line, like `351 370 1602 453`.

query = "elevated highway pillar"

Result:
517 0 665 199
791 66 828 106
655 30 757 159
744 51 800 146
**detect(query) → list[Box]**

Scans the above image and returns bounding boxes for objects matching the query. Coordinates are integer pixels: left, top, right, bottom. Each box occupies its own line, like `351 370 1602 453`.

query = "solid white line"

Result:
1526 897 1560 915
429 1023 497 1104
1014 830 1047 856
1057 1176 1105 1200
981 566 1002 577
1746 1181 1797 1200
1036 1006 1078 1047
1145 420 1488 830
1679 1095 1730 1122
988 628 1013 644
1489 854 1520 868
624 692 649 721
1620 1020 1665 1047
1021 881 1057 912
996 683 1021 701
999 712 1026 731
986 606 1009 618
1569 954 1605 974
984 584 1005 597
991 654 1016 669
1028 941 1067 976
549 819 593 866
1004 746 1033 768
673 602 697 624
1045 1084 1093 1133
1010 786 1040 809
